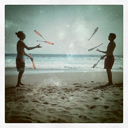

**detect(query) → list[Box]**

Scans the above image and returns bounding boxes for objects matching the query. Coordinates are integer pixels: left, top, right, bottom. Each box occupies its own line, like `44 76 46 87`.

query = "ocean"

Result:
5 54 123 74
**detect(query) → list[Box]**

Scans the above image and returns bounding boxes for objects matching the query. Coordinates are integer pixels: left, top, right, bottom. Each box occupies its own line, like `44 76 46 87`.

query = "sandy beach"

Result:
5 70 123 123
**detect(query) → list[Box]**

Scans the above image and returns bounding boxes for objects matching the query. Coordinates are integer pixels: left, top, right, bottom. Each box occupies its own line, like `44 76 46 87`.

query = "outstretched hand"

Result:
100 56 105 60
36 44 41 48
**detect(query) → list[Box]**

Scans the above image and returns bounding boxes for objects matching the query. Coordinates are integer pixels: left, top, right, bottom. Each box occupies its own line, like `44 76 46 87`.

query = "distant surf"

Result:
5 54 123 72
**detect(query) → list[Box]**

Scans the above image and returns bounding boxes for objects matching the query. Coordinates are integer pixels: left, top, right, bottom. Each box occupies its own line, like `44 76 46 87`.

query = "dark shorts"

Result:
16 55 25 72
104 56 114 69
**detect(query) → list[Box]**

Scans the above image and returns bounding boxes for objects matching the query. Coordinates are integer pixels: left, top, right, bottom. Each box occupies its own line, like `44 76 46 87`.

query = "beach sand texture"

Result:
5 72 123 123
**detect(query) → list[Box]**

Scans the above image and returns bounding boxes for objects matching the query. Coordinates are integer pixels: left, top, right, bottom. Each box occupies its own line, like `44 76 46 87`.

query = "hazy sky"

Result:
5 5 123 55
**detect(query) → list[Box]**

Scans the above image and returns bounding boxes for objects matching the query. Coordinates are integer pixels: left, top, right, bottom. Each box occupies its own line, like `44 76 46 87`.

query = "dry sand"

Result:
5 71 123 123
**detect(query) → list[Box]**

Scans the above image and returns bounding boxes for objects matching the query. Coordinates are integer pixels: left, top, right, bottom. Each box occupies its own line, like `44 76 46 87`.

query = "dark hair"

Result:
15 31 25 39
110 33 116 40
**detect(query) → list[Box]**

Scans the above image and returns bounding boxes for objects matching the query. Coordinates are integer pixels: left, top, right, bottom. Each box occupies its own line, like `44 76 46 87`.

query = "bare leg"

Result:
106 69 113 85
16 71 24 87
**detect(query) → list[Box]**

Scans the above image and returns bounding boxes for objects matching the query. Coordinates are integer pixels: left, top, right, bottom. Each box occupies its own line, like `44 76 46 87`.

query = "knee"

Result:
19 71 24 74
106 69 111 73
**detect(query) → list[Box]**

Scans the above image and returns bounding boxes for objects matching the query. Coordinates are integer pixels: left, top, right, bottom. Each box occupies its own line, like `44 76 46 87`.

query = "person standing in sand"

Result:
15 31 41 87
97 33 116 86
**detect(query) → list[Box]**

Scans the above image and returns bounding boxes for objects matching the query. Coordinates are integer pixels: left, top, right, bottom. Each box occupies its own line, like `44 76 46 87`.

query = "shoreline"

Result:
5 67 123 75
5 71 123 87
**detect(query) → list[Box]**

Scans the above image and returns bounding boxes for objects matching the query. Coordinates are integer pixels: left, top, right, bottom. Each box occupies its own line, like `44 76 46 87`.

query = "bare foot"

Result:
105 83 113 86
16 84 20 87
20 83 25 85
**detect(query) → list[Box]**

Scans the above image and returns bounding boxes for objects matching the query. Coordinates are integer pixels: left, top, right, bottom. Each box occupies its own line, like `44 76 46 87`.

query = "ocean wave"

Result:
5 54 123 72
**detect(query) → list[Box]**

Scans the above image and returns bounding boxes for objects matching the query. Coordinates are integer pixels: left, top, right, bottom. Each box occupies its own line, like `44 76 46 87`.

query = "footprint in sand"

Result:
43 101 49 104
103 105 109 109
86 105 96 109
51 103 57 106
79 115 88 120
93 97 99 100
47 108 57 113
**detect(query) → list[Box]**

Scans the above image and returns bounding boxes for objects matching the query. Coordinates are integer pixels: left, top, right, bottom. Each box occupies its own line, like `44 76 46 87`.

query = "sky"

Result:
5 5 123 55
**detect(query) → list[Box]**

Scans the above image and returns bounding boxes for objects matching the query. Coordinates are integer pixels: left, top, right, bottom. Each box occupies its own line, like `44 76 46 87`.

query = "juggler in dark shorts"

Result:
104 56 114 69
16 55 25 72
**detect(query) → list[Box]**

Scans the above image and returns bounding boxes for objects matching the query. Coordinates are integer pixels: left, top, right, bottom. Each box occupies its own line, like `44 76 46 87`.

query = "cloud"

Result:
5 20 18 28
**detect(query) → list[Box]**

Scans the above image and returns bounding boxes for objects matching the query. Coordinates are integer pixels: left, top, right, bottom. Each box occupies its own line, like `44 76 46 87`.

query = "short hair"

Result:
109 33 116 40
15 31 25 39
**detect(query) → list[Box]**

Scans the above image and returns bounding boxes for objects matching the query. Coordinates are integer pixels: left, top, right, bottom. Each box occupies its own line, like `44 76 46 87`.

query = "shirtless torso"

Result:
17 40 28 56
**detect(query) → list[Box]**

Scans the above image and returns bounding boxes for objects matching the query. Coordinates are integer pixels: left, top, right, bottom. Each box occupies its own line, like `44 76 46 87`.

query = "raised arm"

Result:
96 48 108 60
97 49 107 54
97 42 116 60
96 49 108 60
24 43 41 50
